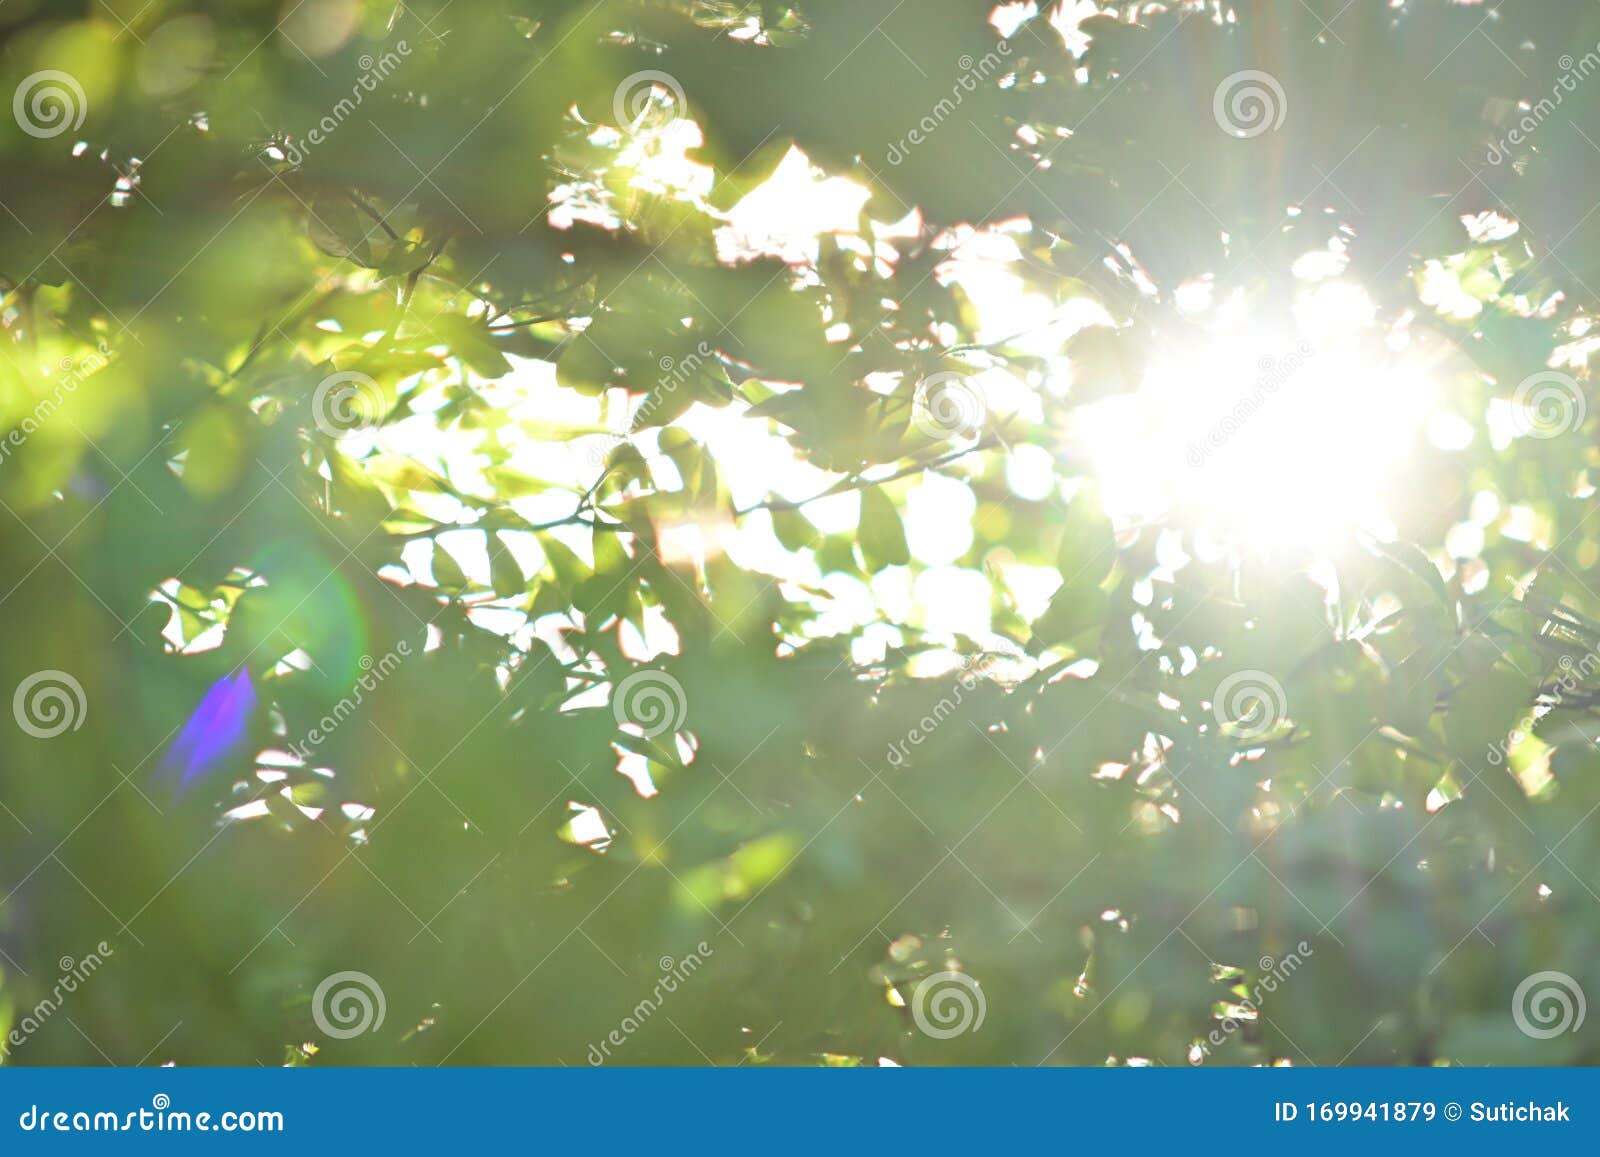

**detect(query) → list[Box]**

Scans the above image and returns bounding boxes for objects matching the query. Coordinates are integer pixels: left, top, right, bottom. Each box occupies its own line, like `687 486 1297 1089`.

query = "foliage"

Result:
1 0 1599 1066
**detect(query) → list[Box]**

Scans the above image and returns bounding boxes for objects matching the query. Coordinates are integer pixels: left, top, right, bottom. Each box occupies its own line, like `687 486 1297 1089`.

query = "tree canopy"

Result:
2 0 1599 1066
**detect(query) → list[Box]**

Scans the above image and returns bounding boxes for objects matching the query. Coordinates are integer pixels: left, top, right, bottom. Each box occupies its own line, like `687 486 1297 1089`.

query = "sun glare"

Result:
1068 284 1440 552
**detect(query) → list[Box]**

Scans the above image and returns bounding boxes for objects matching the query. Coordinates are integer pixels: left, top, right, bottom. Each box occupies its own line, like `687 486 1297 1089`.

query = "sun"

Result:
1068 283 1440 553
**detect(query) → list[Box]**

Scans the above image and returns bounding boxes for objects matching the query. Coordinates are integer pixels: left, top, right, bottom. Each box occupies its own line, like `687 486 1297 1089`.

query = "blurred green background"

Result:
1 0 1599 1066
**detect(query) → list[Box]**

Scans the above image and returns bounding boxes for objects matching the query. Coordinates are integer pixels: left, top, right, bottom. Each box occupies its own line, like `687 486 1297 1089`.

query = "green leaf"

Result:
430 314 512 379
772 507 820 551
536 533 592 597
1064 325 1145 403
1032 583 1108 651
488 533 525 599
858 486 909 571
431 541 467 592
1056 487 1116 590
